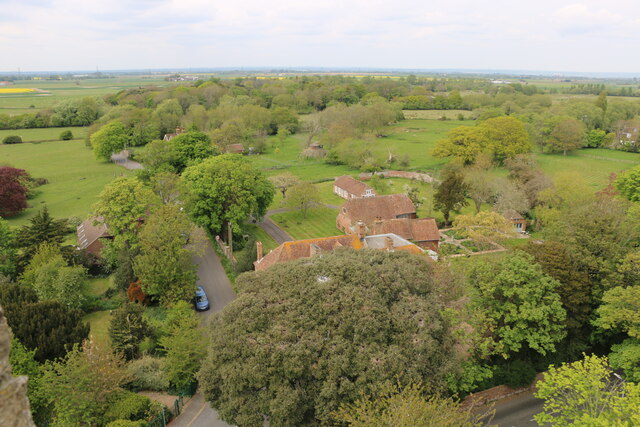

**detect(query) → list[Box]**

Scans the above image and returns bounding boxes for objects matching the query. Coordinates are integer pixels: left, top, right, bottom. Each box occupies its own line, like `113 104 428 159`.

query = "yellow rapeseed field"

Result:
0 88 36 94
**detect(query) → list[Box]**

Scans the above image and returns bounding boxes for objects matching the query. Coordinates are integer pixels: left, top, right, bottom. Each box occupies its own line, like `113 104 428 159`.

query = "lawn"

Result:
1 139 131 227
403 110 476 120
240 223 279 253
534 148 640 189
83 310 112 348
0 126 87 142
270 207 341 240
88 276 112 296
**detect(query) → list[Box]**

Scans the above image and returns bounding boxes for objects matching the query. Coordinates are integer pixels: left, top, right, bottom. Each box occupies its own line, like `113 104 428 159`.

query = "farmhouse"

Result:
336 194 416 232
76 217 113 257
163 127 186 142
333 176 377 199
254 232 434 271
503 209 527 233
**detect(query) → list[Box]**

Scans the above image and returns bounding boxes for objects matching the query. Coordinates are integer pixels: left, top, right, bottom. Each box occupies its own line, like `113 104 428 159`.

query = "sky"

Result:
1 0 639 74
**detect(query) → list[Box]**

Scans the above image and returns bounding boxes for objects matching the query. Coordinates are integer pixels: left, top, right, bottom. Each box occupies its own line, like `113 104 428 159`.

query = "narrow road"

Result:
255 217 293 244
110 150 143 170
169 236 236 427
487 391 544 427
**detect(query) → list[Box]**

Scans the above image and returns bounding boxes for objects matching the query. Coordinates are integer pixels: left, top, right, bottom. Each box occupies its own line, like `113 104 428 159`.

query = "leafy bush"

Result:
59 130 74 140
494 359 537 388
126 356 169 392
460 240 496 253
2 135 22 144
104 391 152 423
439 243 464 256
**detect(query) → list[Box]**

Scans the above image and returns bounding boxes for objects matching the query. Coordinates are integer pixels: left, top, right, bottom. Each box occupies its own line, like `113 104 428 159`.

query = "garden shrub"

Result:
126 356 169 392
60 130 74 140
104 391 152 423
2 135 22 144
106 421 145 427
494 359 537 388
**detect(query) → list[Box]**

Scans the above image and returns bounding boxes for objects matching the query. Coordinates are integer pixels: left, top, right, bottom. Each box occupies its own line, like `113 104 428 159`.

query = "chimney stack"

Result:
175 126 180 134
356 221 367 239
385 236 394 251
256 241 263 261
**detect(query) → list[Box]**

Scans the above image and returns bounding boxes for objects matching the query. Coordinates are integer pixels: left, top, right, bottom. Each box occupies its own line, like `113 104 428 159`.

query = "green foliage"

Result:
545 117 585 155
1 286 89 362
609 339 640 382
15 206 71 268
433 116 531 164
469 251 566 358
616 165 640 202
334 382 485 427
22 242 88 309
534 354 640 426
434 167 468 225
126 356 170 392
493 359 537 388
59 129 73 140
93 177 161 251
9 337 50 424
0 218 16 278
596 285 640 339
109 303 150 360
40 340 132 426
234 237 257 273
168 131 218 172
104 391 153 423
158 301 206 391
198 249 458 426
105 420 146 427
183 154 275 235
285 181 321 219
113 248 136 291
585 129 607 148
2 135 22 144
91 121 129 160
133 204 197 306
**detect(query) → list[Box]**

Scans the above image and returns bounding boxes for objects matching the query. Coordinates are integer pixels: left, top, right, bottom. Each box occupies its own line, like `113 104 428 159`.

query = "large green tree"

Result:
40 340 131 426
469 251 566 359
182 154 275 236
545 117 585 155
434 167 468 226
198 249 458 426
133 204 198 306
21 243 88 309
91 121 129 160
93 177 161 251
0 284 89 362
159 301 206 390
168 131 218 172
285 182 321 219
109 303 150 360
616 165 640 202
15 206 70 269
534 355 640 426
0 218 17 278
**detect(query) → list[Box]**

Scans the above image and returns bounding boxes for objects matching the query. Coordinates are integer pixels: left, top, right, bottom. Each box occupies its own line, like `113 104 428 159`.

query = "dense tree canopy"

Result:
469 251 566 358
183 154 275 235
434 167 468 226
616 165 640 202
168 131 218 172
199 249 458 426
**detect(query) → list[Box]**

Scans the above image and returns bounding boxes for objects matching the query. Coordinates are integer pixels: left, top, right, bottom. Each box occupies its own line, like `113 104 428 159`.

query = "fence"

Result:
215 235 237 263
144 383 198 426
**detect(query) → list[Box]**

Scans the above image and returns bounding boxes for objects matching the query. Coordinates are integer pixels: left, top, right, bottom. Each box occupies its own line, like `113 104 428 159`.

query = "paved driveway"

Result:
486 391 544 426
169 236 236 427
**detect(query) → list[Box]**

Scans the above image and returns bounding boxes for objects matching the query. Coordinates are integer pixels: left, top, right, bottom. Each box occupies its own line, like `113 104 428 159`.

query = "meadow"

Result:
0 126 87 142
1 140 131 226
270 207 341 240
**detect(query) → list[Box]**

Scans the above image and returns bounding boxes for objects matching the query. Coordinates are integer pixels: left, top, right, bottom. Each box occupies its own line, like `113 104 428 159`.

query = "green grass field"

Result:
270 207 341 240
0 76 172 115
83 310 112 348
88 276 112 296
1 140 131 227
0 126 87 142
403 110 475 120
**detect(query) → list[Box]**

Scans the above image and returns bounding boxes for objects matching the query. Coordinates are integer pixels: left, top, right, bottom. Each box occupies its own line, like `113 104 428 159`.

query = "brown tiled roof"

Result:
255 235 363 271
503 209 524 221
341 194 415 224
77 217 111 250
370 218 439 242
334 176 376 197
226 143 245 153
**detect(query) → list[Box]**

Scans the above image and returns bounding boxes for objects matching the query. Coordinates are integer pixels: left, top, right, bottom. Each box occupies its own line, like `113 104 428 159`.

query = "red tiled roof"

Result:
340 194 416 224
334 176 376 197
371 218 439 242
255 235 363 271
226 143 245 153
